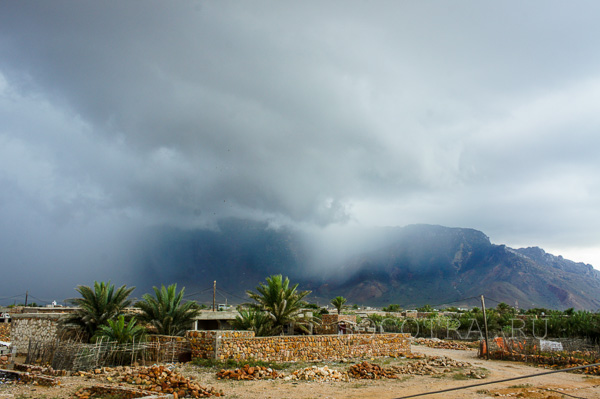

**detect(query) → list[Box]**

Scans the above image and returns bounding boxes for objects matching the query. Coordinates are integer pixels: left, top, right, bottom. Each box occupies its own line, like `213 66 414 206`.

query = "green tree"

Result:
137 284 200 336
330 296 347 315
382 304 402 313
246 275 311 335
367 313 384 327
231 308 274 337
417 304 433 312
564 307 575 316
92 315 146 344
63 281 135 341
566 310 596 339
496 302 514 315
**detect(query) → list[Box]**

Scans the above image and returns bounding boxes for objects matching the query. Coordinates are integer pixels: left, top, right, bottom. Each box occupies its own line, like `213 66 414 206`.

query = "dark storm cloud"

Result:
2 1 600 300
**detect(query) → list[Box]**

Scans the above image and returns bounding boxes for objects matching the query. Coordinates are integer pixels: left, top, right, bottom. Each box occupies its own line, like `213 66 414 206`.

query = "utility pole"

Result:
213 281 216 312
481 295 490 360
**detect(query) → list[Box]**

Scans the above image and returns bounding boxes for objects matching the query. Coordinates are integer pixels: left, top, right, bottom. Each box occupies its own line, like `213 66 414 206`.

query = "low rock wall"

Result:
11 313 64 355
187 331 255 359
187 331 410 362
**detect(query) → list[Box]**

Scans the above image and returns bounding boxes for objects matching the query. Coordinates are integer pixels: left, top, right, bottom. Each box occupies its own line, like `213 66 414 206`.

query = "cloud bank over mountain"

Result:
1 2 600 300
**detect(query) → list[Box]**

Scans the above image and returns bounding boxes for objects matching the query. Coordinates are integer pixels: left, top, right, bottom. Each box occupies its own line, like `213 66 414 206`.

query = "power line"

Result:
393 362 600 398
215 288 249 304
484 296 507 305
28 295 53 304
0 294 26 302
216 290 229 302
182 286 214 298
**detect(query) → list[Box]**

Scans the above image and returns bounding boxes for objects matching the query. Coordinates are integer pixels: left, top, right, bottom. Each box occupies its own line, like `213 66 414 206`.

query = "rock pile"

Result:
215 355 483 383
0 368 60 387
0 324 10 342
116 365 222 398
73 384 169 399
347 356 484 379
464 369 485 379
14 363 68 376
0 354 10 366
404 353 426 359
284 365 349 382
412 338 473 350
216 364 282 380
391 356 474 376
348 362 399 379
72 367 121 378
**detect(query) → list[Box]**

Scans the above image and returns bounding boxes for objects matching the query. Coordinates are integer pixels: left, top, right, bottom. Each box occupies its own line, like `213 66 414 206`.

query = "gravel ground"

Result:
1 345 599 399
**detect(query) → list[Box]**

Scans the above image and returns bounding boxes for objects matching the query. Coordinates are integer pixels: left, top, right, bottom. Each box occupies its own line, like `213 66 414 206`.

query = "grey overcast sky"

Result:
2 1 600 299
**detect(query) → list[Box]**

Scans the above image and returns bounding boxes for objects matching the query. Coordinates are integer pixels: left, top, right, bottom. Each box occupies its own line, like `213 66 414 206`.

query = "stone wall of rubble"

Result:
187 330 255 359
187 331 410 362
0 323 10 341
11 313 64 355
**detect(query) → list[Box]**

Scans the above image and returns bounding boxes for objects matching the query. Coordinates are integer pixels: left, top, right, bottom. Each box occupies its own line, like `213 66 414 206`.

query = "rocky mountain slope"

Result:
133 219 600 310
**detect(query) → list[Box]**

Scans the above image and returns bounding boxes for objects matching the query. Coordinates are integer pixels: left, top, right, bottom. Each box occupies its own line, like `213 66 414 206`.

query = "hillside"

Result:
133 219 600 310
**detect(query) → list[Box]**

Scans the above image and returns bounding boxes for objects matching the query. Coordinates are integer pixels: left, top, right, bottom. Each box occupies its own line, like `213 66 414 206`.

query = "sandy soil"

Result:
191 345 600 399
1 345 599 399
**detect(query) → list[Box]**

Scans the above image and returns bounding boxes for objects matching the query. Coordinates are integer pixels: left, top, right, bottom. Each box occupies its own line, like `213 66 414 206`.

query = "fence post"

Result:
481 295 490 360
131 337 135 365
95 337 103 368
215 335 221 360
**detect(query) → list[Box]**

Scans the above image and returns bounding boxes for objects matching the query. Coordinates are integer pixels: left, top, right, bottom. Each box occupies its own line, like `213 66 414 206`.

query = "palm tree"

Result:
92 315 146 344
495 302 514 315
136 284 200 336
63 281 135 341
231 308 274 337
566 310 595 339
246 275 311 335
330 296 347 315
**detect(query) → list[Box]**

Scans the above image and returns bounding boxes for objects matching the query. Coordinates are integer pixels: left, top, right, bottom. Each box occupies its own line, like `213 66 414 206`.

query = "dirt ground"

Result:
1 345 600 399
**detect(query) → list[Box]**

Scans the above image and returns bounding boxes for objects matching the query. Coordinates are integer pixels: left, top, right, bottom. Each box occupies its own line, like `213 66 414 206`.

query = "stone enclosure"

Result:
10 313 63 355
9 312 411 364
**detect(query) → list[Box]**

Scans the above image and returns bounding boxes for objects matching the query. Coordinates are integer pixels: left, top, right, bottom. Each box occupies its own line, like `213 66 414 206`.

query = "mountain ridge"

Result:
133 219 600 310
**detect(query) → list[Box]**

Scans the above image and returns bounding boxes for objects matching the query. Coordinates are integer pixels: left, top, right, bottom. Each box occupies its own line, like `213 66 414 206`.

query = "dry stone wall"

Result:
187 331 410 362
187 331 255 359
11 313 64 355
